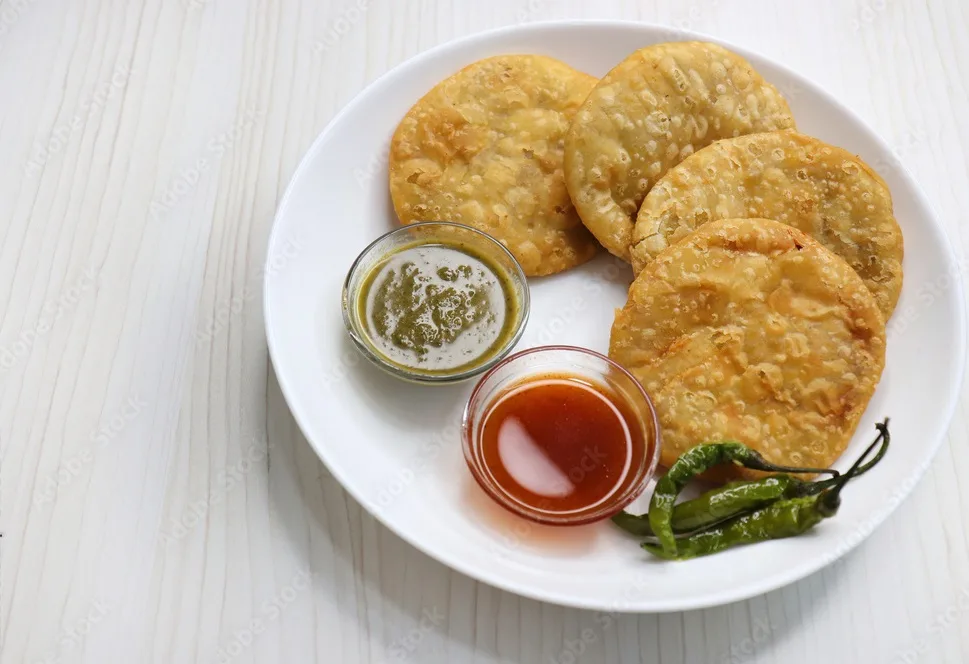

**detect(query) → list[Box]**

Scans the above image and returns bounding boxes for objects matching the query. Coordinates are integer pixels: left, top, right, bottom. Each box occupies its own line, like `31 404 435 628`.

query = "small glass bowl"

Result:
342 221 530 384
462 345 662 525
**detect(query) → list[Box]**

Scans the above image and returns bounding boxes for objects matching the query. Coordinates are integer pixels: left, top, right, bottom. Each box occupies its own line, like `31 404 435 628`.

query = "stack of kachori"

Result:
628 131 903 319
563 42 797 262
388 41 901 476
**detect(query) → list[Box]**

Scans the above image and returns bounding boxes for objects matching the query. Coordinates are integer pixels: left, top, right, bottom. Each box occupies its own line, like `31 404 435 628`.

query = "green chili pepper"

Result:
612 477 793 537
646 442 840 556
614 420 890 538
641 495 826 559
642 422 890 560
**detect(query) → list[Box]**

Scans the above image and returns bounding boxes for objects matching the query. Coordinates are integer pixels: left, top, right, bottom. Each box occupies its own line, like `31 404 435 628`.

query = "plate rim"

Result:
263 19 968 612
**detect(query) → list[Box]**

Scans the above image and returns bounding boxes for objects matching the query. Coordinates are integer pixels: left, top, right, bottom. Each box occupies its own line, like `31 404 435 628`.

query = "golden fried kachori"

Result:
390 55 599 277
630 132 903 318
610 218 887 480
564 42 797 262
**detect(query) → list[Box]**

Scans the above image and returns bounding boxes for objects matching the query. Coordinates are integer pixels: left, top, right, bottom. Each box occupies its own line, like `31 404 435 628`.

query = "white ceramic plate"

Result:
264 21 966 611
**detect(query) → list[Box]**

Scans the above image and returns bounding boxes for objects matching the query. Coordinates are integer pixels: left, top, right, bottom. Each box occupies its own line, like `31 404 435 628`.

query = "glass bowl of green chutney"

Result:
342 221 530 384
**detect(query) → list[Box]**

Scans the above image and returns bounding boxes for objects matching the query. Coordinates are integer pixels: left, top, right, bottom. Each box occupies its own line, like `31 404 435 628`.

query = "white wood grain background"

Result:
2 1 968 662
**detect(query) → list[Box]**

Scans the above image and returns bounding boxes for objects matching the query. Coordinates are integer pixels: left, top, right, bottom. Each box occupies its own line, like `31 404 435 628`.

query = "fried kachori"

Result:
390 55 599 277
610 218 887 480
630 132 903 318
564 42 796 262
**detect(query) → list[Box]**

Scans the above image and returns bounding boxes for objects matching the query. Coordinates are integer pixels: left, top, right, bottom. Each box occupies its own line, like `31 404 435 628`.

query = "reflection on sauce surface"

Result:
479 374 647 519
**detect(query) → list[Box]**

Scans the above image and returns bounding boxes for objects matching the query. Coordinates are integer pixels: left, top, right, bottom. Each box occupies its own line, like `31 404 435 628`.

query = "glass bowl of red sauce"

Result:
462 345 662 526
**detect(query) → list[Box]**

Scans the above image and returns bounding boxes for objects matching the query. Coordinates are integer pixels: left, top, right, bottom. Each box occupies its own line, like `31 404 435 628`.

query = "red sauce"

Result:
479 373 648 522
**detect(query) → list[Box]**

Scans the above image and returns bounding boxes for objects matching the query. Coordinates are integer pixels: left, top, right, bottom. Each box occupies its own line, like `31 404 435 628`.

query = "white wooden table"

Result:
3 1 968 662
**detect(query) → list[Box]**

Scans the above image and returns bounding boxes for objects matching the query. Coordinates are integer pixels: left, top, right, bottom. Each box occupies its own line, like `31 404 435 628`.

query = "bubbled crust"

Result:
389 55 600 277
564 42 796 262
630 132 904 318
610 218 886 480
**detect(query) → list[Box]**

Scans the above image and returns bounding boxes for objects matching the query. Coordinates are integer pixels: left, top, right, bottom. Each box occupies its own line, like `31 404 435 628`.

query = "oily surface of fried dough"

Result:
564 41 796 262
390 55 599 277
610 218 887 479
630 131 904 318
